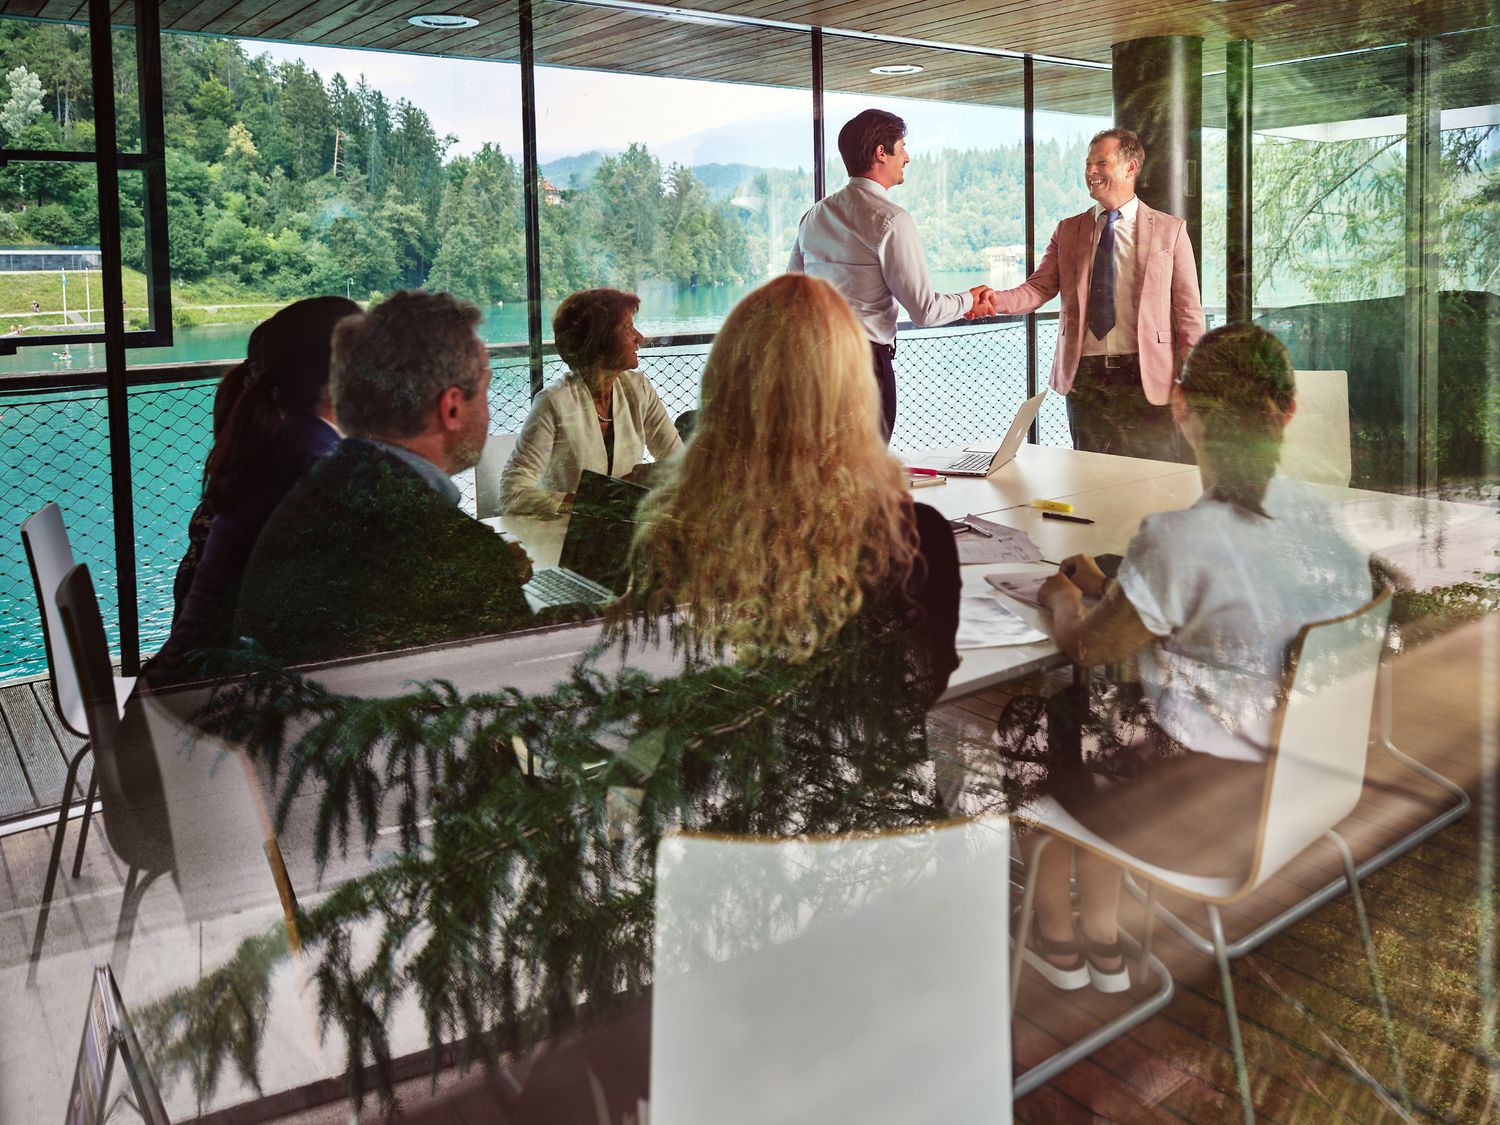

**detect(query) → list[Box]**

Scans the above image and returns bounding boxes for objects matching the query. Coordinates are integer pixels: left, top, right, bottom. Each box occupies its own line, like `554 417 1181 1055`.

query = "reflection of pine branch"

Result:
1260 137 1403 294
148 622 954 1110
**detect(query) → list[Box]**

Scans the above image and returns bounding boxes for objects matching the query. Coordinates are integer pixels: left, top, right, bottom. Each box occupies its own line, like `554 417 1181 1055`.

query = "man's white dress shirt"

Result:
787 177 972 346
1081 195 1140 358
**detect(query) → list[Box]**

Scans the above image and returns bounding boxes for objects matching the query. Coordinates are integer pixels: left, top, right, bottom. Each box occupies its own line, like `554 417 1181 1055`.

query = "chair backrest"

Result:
56 564 172 872
474 433 519 519
21 502 85 736
1249 586 1392 887
1281 370 1352 487
650 818 1012 1125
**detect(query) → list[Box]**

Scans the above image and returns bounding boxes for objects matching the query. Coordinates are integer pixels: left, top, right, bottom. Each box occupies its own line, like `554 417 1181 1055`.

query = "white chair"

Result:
21 502 136 880
1016 587 1406 1123
650 818 1012 1124
1281 369 1352 486
29 563 298 981
474 433 519 519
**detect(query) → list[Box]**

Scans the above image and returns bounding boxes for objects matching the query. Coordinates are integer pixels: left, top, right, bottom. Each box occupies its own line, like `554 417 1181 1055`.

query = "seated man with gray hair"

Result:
236 290 533 663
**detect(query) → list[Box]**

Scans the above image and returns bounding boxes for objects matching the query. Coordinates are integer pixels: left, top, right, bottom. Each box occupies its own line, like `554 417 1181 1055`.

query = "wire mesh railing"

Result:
1 316 1068 681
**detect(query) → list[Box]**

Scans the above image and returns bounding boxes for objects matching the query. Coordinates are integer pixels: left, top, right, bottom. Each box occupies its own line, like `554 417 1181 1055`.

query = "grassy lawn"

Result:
0 267 285 331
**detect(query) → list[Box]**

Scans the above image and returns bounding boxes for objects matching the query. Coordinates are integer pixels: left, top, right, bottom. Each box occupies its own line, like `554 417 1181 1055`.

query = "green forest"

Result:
0 21 1103 318
0 24 765 307
0 19 1494 320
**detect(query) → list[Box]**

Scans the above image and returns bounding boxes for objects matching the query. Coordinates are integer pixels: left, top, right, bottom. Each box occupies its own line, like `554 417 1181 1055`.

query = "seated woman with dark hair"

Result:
500 288 681 517
171 352 257 618
618 272 960 705
153 296 359 672
1002 323 1372 994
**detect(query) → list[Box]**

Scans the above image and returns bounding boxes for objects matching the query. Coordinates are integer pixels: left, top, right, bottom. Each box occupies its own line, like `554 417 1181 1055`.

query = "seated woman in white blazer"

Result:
499 288 682 517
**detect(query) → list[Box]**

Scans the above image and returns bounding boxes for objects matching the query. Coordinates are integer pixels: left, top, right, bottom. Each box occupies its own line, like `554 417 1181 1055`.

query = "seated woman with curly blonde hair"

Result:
620 273 960 704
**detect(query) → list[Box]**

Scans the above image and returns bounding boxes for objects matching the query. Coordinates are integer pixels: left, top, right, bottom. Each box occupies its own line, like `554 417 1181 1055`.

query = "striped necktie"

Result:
1087 208 1121 341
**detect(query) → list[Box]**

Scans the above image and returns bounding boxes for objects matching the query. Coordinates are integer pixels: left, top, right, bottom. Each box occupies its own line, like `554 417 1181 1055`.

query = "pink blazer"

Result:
991 201 1206 406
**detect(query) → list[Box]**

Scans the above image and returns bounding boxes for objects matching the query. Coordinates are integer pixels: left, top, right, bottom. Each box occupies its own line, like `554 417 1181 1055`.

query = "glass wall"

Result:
821 37 1028 453
532 2 813 430
1435 26 1498 501
1030 61 1113 447
1250 47 1410 490
1198 66 1228 323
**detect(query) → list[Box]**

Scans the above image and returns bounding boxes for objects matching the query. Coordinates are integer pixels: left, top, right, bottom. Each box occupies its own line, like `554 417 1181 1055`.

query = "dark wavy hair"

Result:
1177 323 1296 519
203 296 359 511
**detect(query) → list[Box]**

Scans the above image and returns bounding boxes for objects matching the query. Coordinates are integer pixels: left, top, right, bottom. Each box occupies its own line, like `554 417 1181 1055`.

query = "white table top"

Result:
905 443 1200 522
461 450 1495 706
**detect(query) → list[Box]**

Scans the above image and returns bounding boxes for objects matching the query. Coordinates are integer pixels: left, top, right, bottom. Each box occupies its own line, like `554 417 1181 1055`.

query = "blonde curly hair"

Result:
622 273 918 664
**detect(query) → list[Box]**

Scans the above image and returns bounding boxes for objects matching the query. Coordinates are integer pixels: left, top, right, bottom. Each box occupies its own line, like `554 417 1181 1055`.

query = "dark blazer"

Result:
236 439 532 664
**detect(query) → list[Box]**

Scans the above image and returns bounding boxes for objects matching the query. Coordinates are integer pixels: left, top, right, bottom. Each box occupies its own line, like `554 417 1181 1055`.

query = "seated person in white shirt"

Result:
1001 324 1372 995
500 288 682 517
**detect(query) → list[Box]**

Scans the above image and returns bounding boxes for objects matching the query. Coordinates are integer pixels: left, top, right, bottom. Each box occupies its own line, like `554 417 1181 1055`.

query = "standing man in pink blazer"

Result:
976 128 1206 461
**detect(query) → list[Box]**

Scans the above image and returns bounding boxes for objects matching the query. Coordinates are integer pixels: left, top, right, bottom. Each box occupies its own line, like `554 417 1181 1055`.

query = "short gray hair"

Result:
332 290 485 439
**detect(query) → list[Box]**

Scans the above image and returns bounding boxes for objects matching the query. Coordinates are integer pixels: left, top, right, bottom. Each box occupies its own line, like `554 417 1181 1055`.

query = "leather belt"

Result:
1080 353 1139 369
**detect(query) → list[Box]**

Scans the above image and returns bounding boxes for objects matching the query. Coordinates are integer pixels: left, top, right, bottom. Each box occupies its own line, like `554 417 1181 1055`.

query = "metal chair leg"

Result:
1012 834 1050 1003
1140 881 1158 987
71 772 98 877
1327 830 1412 1114
26 743 90 985
1208 905 1255 1124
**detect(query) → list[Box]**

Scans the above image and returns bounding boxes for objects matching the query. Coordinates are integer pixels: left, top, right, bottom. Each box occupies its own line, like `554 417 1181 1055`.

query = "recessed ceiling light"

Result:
870 64 924 76
407 13 480 29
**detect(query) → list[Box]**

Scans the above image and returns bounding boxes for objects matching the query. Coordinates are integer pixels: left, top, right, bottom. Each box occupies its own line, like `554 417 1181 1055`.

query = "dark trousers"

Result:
1066 355 1191 463
870 341 896 443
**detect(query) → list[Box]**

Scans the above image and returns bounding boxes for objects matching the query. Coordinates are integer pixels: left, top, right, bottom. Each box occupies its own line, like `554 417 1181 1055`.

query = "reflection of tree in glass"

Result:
1255 126 1499 303
135 617 995 1109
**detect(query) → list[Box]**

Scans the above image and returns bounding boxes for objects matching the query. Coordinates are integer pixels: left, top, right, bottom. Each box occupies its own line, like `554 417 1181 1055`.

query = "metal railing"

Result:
0 314 1065 682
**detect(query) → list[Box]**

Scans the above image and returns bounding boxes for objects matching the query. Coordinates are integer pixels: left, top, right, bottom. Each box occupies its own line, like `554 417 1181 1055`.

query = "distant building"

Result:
541 178 564 206
0 247 103 271
983 245 1027 290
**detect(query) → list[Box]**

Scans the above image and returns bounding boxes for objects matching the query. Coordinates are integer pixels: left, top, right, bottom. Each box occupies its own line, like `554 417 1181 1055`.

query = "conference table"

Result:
117 441 1493 1121
448 441 1493 704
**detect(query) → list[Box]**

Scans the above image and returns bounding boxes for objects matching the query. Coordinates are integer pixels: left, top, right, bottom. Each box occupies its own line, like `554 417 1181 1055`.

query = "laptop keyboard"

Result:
524 567 616 608
944 451 994 473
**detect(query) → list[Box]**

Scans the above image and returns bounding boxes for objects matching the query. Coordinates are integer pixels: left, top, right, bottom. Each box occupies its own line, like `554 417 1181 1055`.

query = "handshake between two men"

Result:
966 285 1000 320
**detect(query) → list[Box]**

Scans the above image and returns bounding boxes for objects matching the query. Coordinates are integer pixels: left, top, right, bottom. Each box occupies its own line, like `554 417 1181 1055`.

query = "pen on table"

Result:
907 467 941 476
949 519 993 538
1042 511 1094 525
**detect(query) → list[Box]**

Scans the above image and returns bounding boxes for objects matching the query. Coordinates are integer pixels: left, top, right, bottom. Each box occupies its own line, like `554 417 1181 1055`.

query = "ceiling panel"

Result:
1 0 1490 123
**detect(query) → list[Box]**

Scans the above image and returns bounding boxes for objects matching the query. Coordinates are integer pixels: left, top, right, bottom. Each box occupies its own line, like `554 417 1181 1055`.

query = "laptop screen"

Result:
558 470 650 594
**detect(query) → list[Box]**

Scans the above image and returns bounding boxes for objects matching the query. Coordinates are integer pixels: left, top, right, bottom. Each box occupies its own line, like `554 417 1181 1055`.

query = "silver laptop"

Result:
938 390 1048 477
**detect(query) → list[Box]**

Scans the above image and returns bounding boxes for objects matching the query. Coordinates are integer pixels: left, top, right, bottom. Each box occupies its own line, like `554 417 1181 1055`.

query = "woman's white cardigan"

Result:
499 370 682 516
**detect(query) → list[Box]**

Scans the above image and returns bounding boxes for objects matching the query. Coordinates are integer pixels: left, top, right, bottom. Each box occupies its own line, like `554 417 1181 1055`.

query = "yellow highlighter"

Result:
1031 499 1074 514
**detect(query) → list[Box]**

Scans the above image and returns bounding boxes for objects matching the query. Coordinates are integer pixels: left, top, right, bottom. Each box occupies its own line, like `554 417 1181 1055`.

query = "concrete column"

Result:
1111 35 1203 289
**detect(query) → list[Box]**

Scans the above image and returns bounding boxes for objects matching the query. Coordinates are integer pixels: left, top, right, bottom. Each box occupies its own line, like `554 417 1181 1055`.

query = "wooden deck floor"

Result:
0 674 88 824
0 617 1495 1121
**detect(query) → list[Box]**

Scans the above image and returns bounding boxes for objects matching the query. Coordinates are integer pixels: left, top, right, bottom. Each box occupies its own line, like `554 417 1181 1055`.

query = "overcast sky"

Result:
244 39 1098 168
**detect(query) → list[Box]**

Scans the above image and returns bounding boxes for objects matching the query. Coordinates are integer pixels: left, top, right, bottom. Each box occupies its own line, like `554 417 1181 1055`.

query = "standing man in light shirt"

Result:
788 108 993 441
981 128 1206 462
